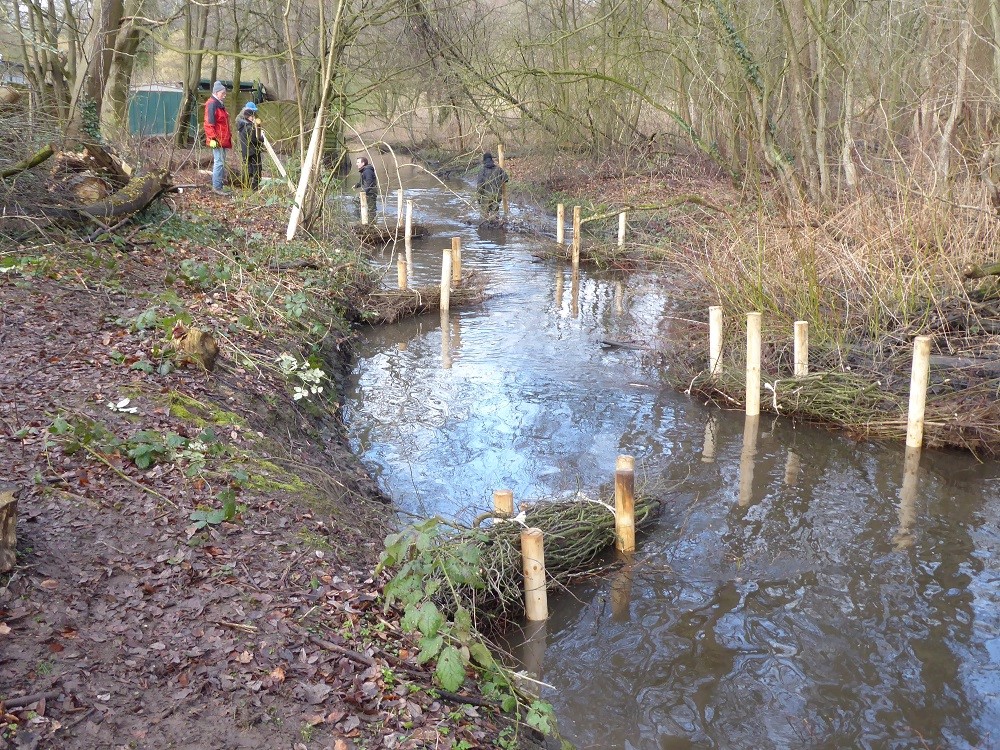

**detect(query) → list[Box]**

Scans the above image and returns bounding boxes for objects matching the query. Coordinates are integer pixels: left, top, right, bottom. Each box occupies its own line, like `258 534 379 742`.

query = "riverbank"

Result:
0 178 553 749
500 149 1000 455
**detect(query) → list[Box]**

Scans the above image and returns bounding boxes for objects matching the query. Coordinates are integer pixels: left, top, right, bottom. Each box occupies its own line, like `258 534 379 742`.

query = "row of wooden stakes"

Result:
710 308 933 450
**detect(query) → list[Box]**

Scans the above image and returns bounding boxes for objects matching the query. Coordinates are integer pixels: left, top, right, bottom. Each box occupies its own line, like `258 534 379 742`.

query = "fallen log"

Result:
77 169 171 223
1 144 54 179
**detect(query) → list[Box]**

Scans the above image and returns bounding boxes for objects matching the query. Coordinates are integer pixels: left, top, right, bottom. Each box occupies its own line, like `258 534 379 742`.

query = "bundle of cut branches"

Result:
457 494 661 629
359 272 487 324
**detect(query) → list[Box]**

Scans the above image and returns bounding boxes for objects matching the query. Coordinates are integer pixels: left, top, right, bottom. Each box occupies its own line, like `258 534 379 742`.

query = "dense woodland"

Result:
3 0 999 208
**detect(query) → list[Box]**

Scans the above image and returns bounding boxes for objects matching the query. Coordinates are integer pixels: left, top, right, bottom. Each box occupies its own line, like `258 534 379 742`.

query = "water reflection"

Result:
344 166 1000 749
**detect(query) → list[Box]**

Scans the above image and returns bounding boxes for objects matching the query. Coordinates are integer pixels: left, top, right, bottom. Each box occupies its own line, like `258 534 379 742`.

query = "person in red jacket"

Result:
204 81 232 195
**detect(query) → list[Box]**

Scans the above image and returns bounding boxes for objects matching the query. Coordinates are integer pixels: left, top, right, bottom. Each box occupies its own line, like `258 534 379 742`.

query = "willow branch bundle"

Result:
353 222 427 246
456 494 661 629
361 272 487 324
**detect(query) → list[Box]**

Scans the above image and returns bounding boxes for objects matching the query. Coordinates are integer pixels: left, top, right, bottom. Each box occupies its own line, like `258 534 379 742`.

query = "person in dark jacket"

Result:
476 152 509 221
353 156 378 218
203 81 232 195
235 102 263 190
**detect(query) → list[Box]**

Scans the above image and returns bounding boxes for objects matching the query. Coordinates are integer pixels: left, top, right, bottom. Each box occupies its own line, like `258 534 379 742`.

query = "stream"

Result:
342 161 1000 749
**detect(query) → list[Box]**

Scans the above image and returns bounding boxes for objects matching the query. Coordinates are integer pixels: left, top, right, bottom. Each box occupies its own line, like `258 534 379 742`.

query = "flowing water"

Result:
342 163 1000 749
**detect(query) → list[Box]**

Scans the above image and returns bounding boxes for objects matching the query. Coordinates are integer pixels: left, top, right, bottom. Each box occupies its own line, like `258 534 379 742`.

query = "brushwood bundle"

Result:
462 494 660 628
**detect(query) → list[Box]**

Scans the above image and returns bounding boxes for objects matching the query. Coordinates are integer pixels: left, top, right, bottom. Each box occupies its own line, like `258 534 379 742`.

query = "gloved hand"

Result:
209 139 219 149
352 181 361 190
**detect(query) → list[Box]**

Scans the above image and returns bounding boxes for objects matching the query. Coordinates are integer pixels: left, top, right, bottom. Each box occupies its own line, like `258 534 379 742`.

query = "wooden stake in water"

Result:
709 306 723 377
572 206 582 266
614 454 635 553
906 336 932 449
404 200 413 253
497 143 509 219
440 249 452 312
451 236 461 284
396 190 404 228
556 204 565 245
521 528 548 621
521 619 547 679
610 552 634 623
359 194 369 225
493 489 514 517
745 312 762 416
618 212 626 247
397 256 407 289
794 320 809 377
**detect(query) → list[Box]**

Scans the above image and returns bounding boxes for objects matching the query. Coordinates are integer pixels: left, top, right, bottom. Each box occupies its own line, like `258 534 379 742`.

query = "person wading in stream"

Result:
476 152 509 222
353 156 378 218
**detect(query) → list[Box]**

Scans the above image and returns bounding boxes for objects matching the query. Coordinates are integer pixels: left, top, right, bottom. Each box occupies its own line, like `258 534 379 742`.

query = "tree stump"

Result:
0 484 17 573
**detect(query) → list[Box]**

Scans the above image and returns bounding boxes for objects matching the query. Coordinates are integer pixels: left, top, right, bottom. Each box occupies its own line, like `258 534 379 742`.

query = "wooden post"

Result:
497 143 509 219
572 205 582 266
746 312 762 416
493 489 514 517
709 306 723 377
440 249 452 312
556 203 565 245
451 237 461 284
0 484 17 573
404 200 413 252
521 528 548 621
794 320 809 377
521 619 547 679
555 271 564 308
618 211 626 247
397 256 407 289
396 189 404 228
906 336 932 449
359 193 369 225
614 455 635 553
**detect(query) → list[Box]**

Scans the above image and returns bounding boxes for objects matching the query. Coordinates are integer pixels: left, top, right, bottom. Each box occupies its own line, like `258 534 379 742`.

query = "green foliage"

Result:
283 291 309 319
189 488 238 530
177 259 233 290
380 519 562 741
125 427 225 472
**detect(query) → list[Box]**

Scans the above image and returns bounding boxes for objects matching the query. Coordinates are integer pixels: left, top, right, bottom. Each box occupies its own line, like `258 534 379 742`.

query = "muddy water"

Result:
342 165 1000 749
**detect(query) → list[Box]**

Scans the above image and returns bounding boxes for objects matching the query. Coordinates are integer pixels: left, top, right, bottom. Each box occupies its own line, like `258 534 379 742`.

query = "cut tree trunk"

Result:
76 169 171 222
0 484 17 573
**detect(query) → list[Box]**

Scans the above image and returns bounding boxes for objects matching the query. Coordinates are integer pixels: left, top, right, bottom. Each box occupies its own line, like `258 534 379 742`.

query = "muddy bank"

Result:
0 184 548 749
